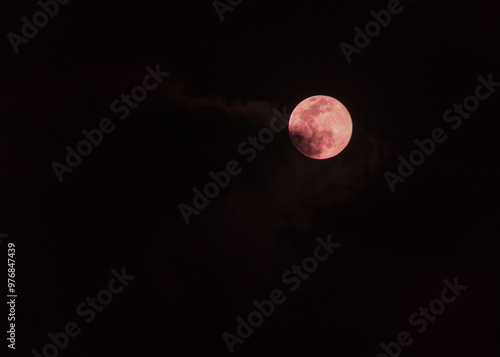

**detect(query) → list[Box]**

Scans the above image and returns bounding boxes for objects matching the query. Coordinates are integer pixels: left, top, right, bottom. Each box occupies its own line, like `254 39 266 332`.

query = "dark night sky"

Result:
1 0 499 356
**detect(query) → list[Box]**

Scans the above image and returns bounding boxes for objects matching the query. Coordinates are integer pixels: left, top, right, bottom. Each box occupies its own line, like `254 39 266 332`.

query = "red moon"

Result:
288 95 353 159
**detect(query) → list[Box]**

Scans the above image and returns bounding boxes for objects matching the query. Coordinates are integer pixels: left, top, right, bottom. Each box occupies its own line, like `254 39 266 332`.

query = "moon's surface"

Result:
289 95 353 159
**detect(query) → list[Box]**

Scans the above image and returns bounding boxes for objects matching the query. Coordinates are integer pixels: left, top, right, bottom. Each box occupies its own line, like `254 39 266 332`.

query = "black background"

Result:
1 0 499 356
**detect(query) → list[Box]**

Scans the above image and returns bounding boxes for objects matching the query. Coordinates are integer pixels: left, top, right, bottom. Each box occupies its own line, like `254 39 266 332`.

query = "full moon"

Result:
289 95 353 159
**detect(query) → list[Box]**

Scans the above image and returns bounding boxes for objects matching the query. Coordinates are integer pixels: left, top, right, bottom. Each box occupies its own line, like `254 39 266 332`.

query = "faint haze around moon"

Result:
288 95 353 160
